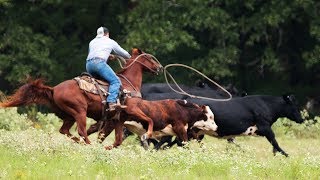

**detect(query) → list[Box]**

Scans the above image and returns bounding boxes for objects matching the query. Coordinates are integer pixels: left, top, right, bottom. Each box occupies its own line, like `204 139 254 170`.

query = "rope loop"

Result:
164 63 232 101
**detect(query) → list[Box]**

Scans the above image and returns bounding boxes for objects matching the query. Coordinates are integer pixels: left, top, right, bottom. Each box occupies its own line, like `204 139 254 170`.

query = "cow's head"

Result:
282 94 304 124
192 105 218 135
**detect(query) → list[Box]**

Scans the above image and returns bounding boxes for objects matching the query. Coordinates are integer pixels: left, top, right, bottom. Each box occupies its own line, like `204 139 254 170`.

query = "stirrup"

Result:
107 102 127 112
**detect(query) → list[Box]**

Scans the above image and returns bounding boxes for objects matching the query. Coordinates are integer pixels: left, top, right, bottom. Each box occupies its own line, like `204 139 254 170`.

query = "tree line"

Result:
0 0 319 104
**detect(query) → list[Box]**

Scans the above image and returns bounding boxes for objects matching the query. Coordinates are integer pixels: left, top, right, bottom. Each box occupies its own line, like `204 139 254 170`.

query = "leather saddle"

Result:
73 72 110 97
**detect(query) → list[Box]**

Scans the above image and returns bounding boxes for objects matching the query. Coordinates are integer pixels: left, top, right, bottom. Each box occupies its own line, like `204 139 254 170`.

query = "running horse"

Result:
0 48 163 148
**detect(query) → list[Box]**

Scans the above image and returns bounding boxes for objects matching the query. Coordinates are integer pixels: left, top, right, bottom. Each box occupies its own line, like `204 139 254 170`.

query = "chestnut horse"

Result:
0 48 163 148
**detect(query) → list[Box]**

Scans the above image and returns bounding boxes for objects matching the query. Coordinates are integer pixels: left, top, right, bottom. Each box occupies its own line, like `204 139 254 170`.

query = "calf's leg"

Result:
173 124 188 145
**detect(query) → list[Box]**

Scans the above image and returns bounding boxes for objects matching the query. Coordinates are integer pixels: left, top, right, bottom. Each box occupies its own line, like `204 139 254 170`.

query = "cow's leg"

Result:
257 126 288 157
123 127 134 140
227 137 235 143
105 120 124 150
227 137 241 147
148 139 160 149
197 135 205 142
155 136 173 150
175 138 184 147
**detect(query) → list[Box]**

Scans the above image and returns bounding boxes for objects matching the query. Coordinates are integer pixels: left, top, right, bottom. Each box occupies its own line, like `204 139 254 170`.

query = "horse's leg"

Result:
53 88 90 144
59 119 79 142
87 121 102 136
74 112 91 144
98 120 116 143
105 120 124 150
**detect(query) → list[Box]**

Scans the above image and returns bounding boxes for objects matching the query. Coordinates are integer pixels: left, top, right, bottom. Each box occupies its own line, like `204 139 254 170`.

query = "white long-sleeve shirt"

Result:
86 36 131 61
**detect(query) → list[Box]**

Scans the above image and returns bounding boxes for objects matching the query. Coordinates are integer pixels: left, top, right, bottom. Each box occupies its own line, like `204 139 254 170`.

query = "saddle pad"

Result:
74 76 109 96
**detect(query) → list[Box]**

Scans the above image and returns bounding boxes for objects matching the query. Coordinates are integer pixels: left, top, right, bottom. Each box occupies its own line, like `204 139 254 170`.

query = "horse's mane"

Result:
116 58 133 74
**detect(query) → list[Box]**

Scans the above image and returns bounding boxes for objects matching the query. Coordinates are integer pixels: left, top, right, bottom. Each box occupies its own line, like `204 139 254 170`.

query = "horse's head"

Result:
126 48 163 75
282 94 304 124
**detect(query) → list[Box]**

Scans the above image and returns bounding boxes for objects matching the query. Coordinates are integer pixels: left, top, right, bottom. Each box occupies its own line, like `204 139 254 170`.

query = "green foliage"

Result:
0 0 319 97
123 0 320 92
0 107 61 131
0 24 61 84
273 116 320 139
0 0 11 7
0 108 32 131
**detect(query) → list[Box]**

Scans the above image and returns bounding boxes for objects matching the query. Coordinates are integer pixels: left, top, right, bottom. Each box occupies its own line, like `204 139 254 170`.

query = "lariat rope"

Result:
164 64 232 101
115 54 232 101
117 53 162 73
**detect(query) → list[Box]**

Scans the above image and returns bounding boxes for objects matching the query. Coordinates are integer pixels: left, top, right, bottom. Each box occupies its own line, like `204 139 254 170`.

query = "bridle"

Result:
117 53 163 97
121 53 163 75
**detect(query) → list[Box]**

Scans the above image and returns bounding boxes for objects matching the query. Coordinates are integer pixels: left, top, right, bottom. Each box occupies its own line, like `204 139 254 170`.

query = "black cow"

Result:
188 94 304 157
141 83 239 100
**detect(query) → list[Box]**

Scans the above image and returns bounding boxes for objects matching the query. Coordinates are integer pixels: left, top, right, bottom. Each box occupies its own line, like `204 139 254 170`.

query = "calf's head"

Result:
282 94 304 124
192 105 218 133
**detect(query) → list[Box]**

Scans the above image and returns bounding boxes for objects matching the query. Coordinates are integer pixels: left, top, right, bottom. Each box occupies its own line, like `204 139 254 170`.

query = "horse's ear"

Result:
131 48 142 55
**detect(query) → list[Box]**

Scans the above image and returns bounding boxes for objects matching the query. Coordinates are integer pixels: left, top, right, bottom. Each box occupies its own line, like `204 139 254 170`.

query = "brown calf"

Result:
120 99 217 148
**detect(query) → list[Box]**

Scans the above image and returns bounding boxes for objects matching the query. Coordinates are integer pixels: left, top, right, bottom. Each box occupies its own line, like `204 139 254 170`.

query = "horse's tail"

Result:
0 79 54 108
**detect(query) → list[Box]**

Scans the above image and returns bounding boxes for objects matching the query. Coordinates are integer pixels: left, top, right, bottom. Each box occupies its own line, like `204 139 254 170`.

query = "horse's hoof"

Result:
140 133 148 141
142 140 149 150
105 145 113 150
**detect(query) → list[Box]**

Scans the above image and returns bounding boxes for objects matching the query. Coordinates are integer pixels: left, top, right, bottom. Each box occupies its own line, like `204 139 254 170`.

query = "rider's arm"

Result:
111 40 131 59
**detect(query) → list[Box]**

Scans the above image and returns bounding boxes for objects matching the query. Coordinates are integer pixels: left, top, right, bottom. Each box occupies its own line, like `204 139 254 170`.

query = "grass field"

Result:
0 108 320 179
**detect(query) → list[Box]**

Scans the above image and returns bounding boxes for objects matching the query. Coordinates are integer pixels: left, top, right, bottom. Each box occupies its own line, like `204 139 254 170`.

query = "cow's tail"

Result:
0 79 54 108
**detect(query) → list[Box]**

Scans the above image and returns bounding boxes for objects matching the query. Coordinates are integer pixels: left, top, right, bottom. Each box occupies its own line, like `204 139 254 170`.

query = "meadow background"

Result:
1 1 320 179
0 107 319 179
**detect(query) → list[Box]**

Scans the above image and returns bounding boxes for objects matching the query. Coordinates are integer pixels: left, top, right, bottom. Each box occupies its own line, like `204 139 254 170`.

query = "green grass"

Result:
0 128 320 180
0 108 320 179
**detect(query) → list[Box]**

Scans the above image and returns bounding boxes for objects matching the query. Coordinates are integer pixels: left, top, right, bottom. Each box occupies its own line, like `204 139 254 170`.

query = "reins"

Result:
118 53 163 74
115 53 163 95
164 64 232 101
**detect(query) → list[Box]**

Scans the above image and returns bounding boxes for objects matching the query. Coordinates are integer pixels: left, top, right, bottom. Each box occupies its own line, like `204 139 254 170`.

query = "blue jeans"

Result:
86 59 121 103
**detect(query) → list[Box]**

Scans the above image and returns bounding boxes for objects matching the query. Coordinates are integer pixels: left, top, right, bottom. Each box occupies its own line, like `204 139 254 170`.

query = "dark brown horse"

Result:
0 48 163 148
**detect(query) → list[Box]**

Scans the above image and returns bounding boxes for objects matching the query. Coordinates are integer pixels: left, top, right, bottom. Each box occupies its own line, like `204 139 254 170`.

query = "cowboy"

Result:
86 26 130 111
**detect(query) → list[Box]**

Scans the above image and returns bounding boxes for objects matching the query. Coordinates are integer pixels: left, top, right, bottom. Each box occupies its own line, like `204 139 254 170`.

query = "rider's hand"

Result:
108 54 117 61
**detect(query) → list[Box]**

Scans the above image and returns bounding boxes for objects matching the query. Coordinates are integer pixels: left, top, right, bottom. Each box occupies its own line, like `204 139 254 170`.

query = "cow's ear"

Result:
283 94 294 104
201 105 207 112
